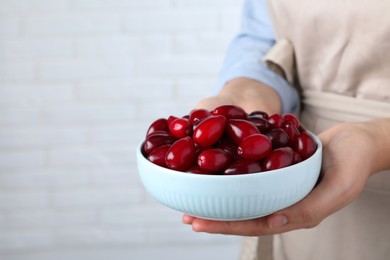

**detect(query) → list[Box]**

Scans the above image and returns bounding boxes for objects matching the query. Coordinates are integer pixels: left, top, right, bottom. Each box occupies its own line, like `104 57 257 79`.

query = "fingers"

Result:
182 128 368 236
190 217 272 236
183 166 349 236
272 179 334 230
183 213 277 236
182 214 195 224
183 214 257 235
270 163 357 232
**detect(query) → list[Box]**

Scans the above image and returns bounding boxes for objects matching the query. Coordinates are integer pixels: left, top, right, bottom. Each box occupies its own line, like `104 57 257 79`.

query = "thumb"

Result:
268 166 350 231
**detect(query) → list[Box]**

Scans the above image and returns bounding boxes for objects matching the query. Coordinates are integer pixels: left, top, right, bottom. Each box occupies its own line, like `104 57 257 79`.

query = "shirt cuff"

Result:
214 63 299 114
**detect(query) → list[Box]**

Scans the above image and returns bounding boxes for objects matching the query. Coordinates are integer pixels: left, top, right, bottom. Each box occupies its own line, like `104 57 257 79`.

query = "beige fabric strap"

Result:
302 90 390 122
263 39 295 85
240 236 274 260
257 236 274 260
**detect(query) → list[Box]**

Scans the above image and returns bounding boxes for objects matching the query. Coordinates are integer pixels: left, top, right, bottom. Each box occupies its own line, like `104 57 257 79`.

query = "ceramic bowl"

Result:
136 133 322 221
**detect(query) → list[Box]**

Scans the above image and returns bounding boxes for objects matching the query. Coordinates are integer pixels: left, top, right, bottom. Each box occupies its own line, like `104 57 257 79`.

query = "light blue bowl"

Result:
136 133 322 221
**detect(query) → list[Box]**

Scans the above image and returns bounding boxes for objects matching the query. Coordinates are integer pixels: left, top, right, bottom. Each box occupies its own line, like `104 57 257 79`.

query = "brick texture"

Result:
0 0 243 259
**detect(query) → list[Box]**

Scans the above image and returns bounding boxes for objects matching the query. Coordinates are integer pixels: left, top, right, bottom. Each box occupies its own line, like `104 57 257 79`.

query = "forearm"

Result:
206 0 297 115
196 77 282 115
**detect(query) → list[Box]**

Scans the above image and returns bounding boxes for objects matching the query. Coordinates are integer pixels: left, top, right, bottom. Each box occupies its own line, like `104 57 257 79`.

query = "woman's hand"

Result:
182 120 390 236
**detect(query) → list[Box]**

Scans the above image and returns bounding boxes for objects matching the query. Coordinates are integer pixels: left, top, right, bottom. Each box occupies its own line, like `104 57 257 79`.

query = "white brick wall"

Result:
0 0 244 259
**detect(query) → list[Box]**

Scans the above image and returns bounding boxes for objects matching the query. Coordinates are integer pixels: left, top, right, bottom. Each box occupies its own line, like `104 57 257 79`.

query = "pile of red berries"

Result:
142 105 317 175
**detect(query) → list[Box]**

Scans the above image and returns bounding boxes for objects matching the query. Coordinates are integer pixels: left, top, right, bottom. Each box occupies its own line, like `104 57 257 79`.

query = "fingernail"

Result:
270 214 288 228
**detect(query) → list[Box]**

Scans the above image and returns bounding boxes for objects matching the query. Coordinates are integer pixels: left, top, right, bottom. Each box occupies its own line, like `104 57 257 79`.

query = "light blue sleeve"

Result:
216 0 299 114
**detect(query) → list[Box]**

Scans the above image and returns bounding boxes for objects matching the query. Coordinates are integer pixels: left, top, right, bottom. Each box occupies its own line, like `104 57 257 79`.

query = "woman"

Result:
182 0 390 259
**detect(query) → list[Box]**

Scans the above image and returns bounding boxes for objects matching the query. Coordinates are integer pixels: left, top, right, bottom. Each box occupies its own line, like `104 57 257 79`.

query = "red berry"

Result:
225 119 259 145
197 148 232 172
189 109 210 124
283 121 300 144
195 145 213 157
263 147 294 171
266 128 290 149
292 131 317 160
268 114 285 128
187 165 213 175
282 113 300 128
165 137 196 171
211 105 247 119
249 110 269 119
214 138 239 159
224 159 263 175
147 145 171 167
143 105 316 175
169 118 193 138
292 151 302 164
193 115 226 147
237 134 272 160
247 116 271 133
146 118 169 137
144 133 177 155
167 115 178 126
146 130 169 137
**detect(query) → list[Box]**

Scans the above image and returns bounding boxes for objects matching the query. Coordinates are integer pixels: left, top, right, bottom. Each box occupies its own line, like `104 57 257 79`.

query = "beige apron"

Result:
240 1 390 259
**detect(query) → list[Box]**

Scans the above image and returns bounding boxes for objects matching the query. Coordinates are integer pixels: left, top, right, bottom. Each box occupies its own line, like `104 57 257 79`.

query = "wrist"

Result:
217 77 282 115
366 118 390 173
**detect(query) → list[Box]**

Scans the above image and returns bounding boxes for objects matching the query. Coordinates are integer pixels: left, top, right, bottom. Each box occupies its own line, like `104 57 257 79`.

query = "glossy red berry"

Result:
144 133 177 155
292 151 302 164
282 113 300 128
237 134 272 160
193 115 226 147
224 159 263 175
144 106 317 175
268 114 285 128
189 109 210 124
197 148 232 172
225 119 259 145
292 131 317 160
165 137 196 171
146 118 169 137
187 165 213 175
167 115 178 126
146 130 169 137
211 105 247 119
249 110 269 119
147 144 171 167
266 128 290 149
214 138 239 159
169 118 193 138
195 145 213 157
283 121 300 144
263 147 294 171
247 116 271 133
